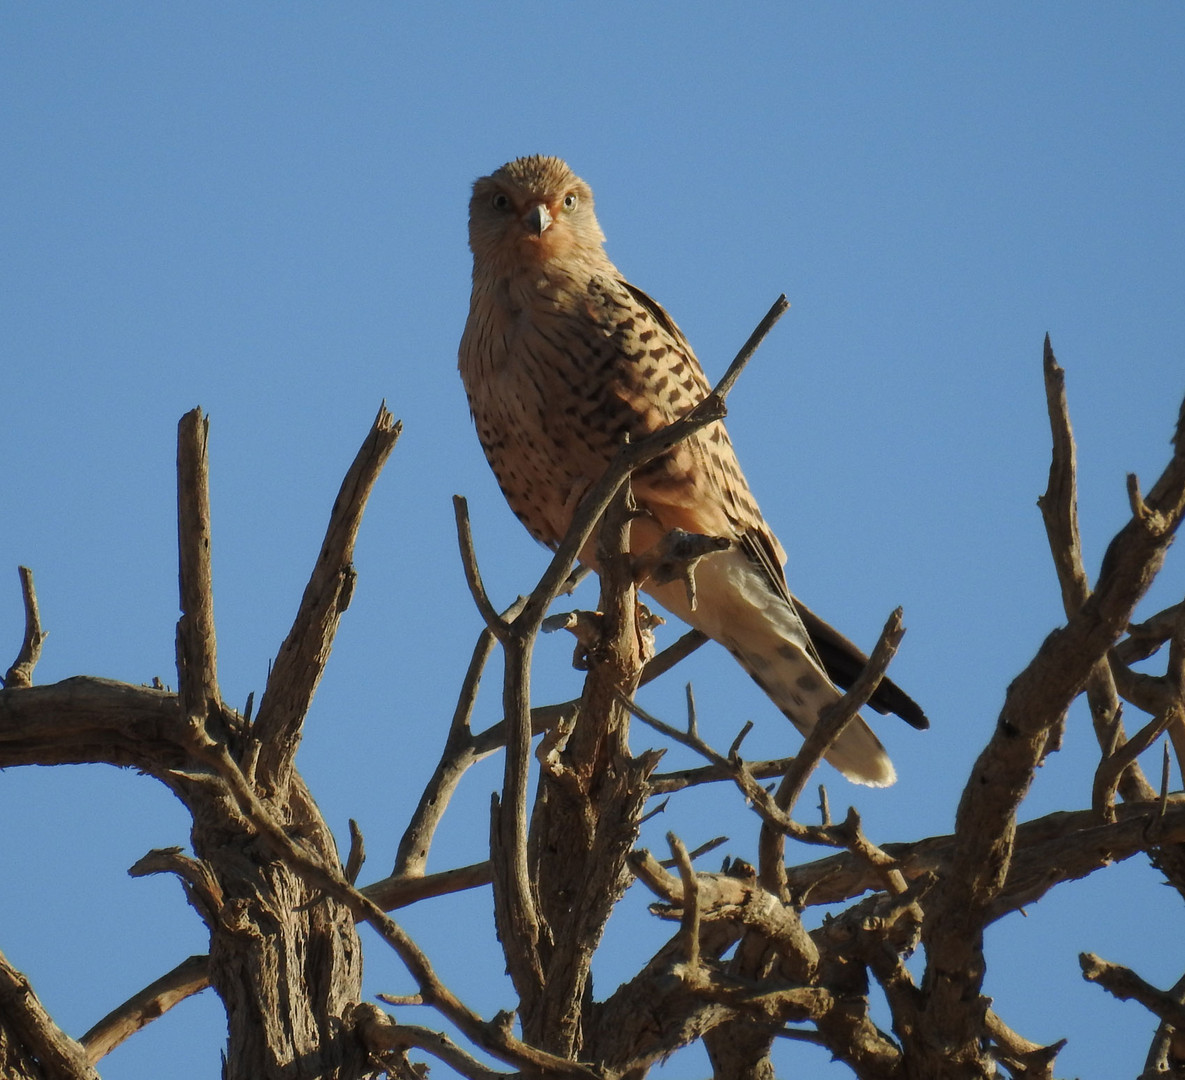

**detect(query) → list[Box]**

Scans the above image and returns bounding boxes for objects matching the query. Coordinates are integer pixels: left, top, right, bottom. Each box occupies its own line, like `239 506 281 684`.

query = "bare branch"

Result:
1081 952 1185 1029
783 797 1185 916
363 862 492 910
649 753 798 795
668 833 702 974
394 600 526 877
623 692 851 852
3 567 45 689
452 496 510 639
638 628 708 687
1037 338 1154 803
830 806 908 897
253 404 401 790
0 946 99 1080
80 955 210 1063
919 360 1185 1059
175 408 221 720
1036 336 1090 616
345 818 366 884
1116 601 1185 665
637 844 820 984
128 847 224 929
1137 971 1185 1079
1093 706 1178 819
774 607 905 819
0 677 184 771
713 294 790 402
355 1006 514 1080
488 643 544 1002
983 1008 1065 1079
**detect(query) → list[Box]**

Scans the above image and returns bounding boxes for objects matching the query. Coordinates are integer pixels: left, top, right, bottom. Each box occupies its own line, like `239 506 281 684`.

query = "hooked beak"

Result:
524 202 553 237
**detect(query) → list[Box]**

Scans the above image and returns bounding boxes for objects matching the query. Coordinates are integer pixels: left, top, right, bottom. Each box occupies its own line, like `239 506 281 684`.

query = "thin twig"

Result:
656 835 729 868
779 608 904 819
831 807 907 897
1092 708 1176 820
452 496 510 639
622 692 838 847
638 629 708 687
668 833 701 975
648 754 799 795
713 294 790 401
363 861 493 911
3 566 46 689
759 609 904 896
393 599 525 877
345 818 366 884
356 1010 515 1080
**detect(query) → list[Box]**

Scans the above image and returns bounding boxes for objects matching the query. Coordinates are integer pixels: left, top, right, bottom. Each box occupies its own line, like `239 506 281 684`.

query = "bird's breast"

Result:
460 275 620 545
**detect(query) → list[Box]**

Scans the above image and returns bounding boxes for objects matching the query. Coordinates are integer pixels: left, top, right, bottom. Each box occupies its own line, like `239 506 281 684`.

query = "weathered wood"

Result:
4 343 1185 1079
0 947 99 1080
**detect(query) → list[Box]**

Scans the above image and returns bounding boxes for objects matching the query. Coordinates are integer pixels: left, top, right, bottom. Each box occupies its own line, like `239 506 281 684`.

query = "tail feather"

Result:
734 648 896 787
641 547 897 787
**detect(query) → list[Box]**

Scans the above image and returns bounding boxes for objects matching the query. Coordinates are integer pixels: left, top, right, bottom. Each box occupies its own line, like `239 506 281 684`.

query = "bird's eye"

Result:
562 192 578 211
491 192 511 211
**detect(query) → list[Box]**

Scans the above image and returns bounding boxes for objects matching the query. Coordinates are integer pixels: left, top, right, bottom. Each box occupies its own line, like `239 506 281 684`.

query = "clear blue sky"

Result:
3 5 1184 1077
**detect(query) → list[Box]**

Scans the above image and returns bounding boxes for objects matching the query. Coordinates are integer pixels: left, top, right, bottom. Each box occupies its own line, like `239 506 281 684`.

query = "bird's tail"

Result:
643 549 896 787
728 635 896 787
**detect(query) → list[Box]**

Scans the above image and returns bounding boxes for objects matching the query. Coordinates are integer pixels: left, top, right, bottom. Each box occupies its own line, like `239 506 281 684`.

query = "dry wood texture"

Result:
2 334 1184 1078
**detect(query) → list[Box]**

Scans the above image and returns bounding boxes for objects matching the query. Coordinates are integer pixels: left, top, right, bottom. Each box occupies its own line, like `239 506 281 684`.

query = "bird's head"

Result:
468 155 606 276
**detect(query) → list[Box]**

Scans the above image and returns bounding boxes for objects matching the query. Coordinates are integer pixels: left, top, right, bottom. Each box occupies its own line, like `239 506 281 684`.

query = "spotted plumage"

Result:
459 155 926 785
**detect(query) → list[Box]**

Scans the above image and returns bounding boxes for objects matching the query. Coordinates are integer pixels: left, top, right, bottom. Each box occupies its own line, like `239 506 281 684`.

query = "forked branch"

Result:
917 345 1185 1068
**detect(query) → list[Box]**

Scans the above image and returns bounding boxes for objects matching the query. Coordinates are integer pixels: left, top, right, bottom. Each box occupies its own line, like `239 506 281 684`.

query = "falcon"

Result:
458 155 926 785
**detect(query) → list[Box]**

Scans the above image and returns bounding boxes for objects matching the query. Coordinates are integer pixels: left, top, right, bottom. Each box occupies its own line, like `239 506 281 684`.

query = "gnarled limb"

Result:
0 946 99 1080
915 351 1185 1076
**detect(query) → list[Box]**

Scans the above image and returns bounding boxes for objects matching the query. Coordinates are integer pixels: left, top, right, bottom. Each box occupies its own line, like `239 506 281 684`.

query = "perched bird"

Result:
458 155 926 785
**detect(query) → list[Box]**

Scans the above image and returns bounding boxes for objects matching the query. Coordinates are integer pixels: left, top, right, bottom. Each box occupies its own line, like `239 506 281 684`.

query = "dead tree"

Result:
1 315 1184 1079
